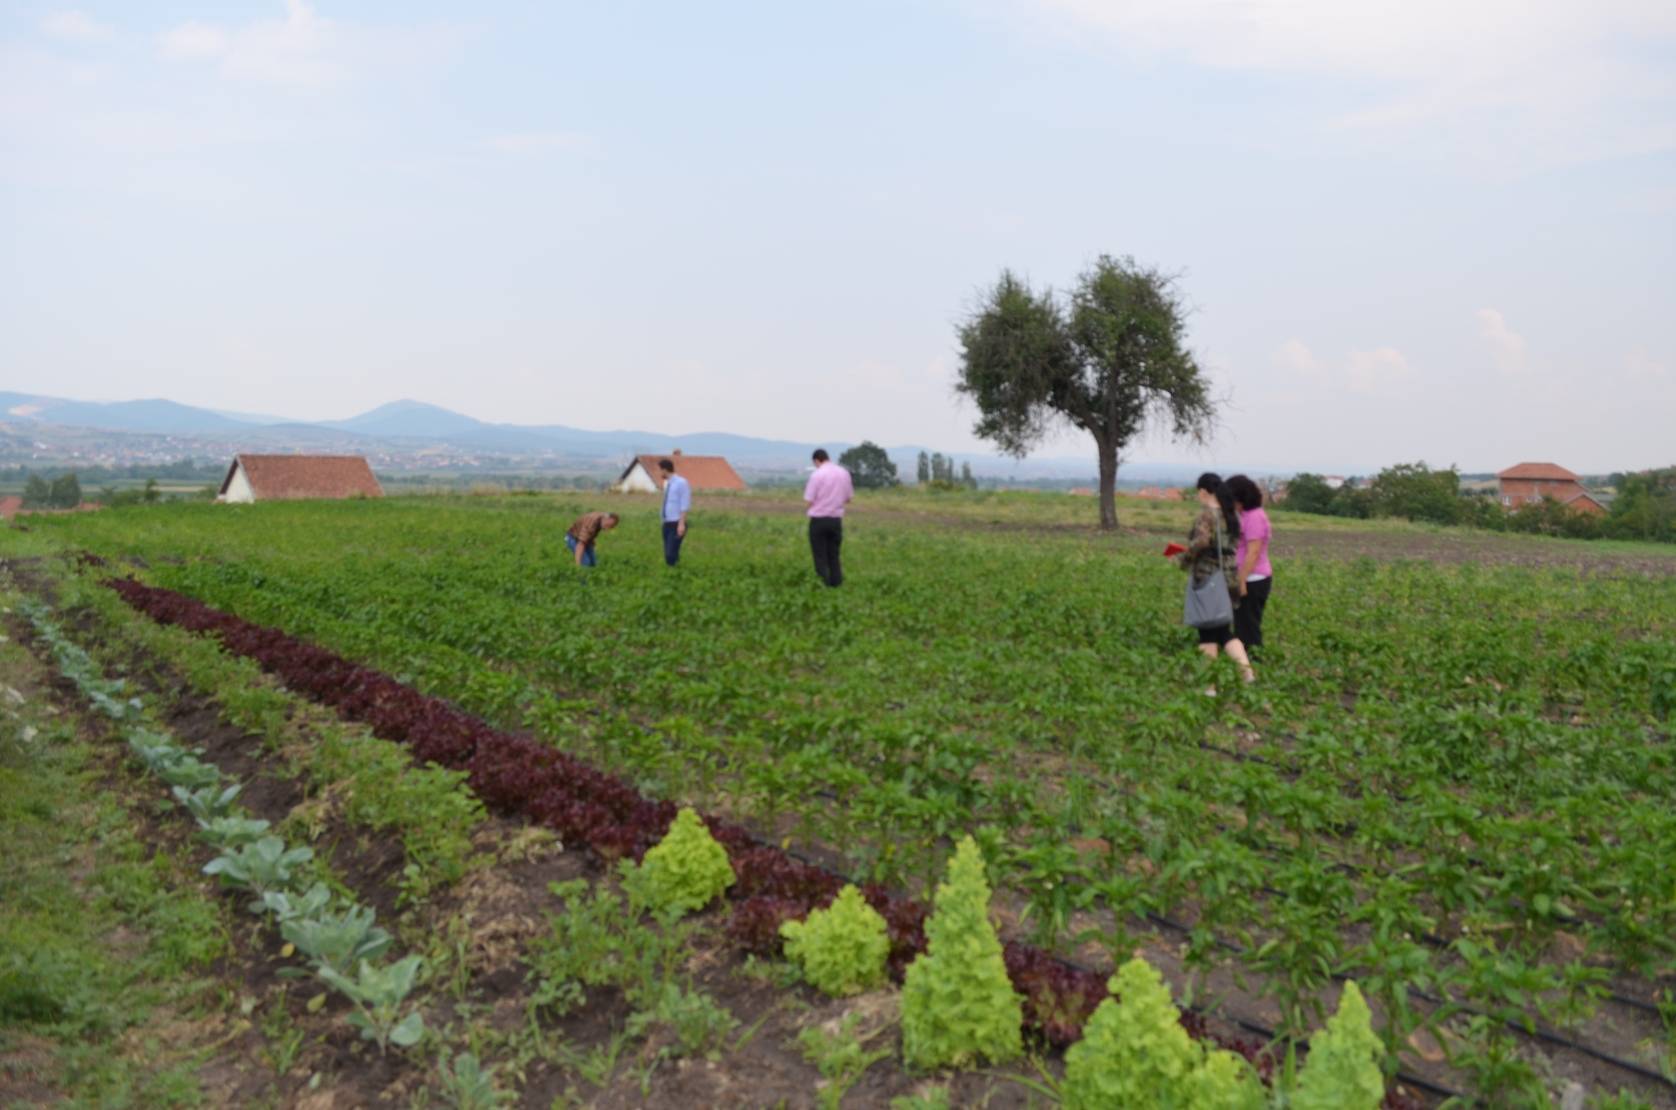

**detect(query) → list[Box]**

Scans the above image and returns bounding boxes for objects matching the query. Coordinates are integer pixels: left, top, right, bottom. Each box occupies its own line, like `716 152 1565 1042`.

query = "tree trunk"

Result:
1095 434 1119 531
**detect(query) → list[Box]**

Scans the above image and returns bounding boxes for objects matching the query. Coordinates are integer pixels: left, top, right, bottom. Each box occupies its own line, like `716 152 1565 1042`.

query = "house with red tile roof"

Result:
217 454 383 503
614 450 746 494
0 495 21 521
1496 462 1606 516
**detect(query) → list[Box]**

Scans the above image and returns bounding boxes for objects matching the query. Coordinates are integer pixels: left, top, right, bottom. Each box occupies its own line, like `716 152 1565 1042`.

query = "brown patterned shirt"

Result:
1177 505 1242 606
566 512 612 547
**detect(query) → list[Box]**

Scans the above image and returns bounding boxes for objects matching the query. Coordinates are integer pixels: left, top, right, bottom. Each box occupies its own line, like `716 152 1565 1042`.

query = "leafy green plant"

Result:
435 1050 511 1109
624 981 738 1062
155 754 222 791
173 782 242 824
196 813 272 849
1288 981 1385 1110
1061 957 1263 1110
202 836 314 909
621 807 734 918
900 836 1023 1069
316 955 426 1053
261 882 333 923
282 904 393 975
780 884 889 997
798 1013 892 1110
889 1088 951 1110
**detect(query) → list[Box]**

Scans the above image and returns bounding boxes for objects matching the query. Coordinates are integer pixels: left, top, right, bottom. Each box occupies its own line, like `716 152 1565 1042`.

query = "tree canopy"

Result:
956 255 1215 529
838 441 900 490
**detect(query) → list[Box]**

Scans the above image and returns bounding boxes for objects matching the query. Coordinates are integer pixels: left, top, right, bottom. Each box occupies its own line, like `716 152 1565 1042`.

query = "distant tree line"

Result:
0 459 225 484
1282 462 1676 543
21 472 84 509
915 451 976 490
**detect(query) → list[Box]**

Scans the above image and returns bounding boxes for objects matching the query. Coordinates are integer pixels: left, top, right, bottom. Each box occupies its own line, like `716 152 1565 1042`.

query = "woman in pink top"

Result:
1227 475 1272 655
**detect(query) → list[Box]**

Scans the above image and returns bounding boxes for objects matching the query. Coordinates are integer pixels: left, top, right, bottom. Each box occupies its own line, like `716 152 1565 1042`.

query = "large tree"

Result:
956 256 1215 529
838 441 900 489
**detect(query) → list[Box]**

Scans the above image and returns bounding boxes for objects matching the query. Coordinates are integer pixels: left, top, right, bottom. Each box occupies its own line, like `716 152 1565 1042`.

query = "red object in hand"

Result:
1162 542 1187 557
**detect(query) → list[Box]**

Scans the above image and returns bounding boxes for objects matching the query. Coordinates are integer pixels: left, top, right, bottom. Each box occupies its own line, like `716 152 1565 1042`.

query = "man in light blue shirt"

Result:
658 457 691 566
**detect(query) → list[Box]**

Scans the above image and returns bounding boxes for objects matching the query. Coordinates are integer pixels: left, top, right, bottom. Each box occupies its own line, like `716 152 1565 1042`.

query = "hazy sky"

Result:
3 1 1673 473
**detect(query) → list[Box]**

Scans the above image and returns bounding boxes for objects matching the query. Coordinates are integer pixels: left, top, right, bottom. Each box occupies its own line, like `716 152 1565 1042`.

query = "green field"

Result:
8 490 1676 1104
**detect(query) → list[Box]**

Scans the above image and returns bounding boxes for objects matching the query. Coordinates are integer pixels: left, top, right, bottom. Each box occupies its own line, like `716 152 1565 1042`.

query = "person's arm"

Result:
1239 539 1265 595
677 481 690 535
1176 510 1213 569
575 540 587 567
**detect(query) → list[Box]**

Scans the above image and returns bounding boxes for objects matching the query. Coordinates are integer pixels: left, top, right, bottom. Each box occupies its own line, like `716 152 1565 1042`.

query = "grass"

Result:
0 609 229 1106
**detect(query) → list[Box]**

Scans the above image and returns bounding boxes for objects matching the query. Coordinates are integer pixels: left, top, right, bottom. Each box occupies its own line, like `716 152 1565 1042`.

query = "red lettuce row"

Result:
102 575 1420 1107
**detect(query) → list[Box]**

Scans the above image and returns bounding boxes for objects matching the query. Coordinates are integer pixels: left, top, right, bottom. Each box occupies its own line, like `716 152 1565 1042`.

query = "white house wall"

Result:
218 465 255 503
615 462 660 494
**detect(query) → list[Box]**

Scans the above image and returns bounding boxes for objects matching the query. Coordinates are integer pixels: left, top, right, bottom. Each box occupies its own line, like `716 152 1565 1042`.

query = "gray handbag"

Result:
1183 513 1235 630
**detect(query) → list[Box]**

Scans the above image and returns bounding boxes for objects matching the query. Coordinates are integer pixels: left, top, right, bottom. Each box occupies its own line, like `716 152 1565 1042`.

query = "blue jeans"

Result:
662 521 685 566
564 534 596 567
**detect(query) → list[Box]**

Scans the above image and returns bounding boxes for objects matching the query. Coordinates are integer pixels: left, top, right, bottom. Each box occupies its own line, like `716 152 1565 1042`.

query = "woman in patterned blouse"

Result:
1176 473 1256 686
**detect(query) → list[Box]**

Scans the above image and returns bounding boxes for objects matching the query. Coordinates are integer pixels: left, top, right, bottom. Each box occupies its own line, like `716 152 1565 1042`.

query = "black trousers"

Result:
808 516 843 587
1234 575 1271 650
662 521 685 566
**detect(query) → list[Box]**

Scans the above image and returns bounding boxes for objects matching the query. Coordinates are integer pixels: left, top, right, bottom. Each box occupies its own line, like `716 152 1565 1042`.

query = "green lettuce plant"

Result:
780 884 889 997
1290 981 1385 1110
622 807 734 918
900 836 1023 1069
1061 957 1263 1110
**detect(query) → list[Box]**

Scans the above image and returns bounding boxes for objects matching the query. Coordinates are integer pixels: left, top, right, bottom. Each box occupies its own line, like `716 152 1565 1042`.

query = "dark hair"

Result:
812 448 829 463
1196 472 1241 538
657 458 674 472
604 513 620 524
1226 474 1263 512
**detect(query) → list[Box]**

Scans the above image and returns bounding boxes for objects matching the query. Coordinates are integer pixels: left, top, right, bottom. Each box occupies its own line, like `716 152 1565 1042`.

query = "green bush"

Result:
1061 957 1263 1109
900 836 1022 1069
1290 981 1385 1110
623 807 734 918
781 884 889 997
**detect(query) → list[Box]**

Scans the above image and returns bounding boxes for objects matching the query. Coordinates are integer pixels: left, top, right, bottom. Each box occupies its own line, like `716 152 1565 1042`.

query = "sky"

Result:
2 0 1673 475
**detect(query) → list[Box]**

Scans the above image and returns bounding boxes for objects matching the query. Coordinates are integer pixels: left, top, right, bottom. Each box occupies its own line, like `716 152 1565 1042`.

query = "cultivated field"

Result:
3 490 1673 1107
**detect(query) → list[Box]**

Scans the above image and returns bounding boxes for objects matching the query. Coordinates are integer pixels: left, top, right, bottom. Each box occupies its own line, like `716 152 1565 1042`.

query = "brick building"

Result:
1495 462 1606 516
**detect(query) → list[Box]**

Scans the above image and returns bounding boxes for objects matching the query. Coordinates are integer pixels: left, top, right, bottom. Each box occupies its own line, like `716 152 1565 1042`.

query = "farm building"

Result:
614 450 746 494
217 454 383 504
1496 462 1606 516
1134 486 1185 501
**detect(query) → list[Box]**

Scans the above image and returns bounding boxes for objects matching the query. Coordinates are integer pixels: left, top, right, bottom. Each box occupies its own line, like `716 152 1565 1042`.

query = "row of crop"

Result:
92 573 1424 1103
56 572 485 904
91 559 1674 1102
93 549 1676 1106
20 598 428 1055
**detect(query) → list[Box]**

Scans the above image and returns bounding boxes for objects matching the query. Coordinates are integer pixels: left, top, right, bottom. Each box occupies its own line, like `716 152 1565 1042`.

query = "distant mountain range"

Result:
0 391 1221 481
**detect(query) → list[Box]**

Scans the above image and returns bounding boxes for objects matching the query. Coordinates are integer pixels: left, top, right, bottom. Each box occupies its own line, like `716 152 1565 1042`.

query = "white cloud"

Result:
1475 308 1527 374
157 0 343 88
1272 338 1321 376
41 11 113 41
1030 0 1676 170
485 131 593 154
1345 347 1412 395
158 22 228 60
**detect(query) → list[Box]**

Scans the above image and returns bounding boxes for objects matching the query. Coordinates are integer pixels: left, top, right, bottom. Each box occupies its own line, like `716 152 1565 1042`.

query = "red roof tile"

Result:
0 496 21 520
221 455 383 501
1497 462 1580 481
622 453 746 492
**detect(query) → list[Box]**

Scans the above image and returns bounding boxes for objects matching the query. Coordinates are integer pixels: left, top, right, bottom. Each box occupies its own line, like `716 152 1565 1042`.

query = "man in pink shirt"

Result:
803 448 854 587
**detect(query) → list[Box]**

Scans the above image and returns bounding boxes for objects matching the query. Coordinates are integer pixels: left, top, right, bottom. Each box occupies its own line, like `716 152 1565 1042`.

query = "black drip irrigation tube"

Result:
1187 733 1675 1019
